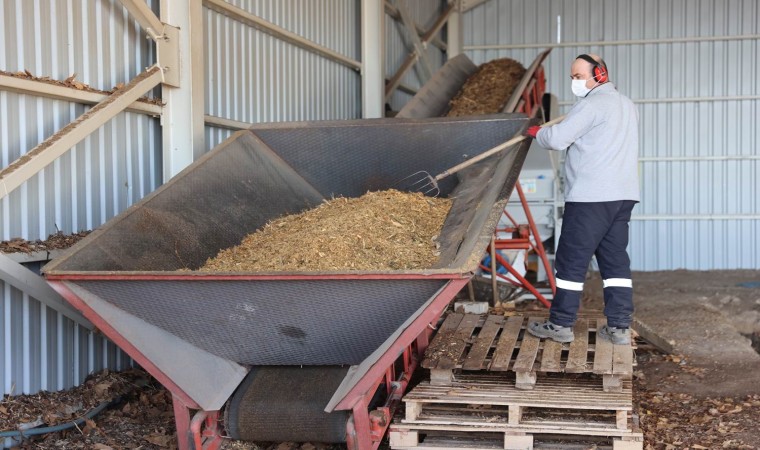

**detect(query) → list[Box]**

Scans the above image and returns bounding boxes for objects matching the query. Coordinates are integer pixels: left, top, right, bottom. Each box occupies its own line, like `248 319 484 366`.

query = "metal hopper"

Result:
44 114 533 448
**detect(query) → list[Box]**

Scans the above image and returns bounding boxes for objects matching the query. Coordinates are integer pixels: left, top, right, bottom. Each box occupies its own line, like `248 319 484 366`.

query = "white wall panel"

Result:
464 0 760 270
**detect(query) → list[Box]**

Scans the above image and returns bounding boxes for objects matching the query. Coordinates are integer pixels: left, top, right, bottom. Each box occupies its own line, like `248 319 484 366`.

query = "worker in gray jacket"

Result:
524 54 639 345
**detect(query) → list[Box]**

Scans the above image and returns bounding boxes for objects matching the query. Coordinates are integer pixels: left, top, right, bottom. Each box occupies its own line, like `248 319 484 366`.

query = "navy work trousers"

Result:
550 200 637 328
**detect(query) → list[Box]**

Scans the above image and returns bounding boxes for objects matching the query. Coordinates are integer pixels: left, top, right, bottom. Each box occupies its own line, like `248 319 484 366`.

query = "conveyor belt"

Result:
225 366 351 443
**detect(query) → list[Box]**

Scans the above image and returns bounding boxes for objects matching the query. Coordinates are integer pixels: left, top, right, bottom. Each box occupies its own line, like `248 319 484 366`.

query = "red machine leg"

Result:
172 396 223 450
493 249 552 308
346 328 424 450
351 399 373 450
484 180 556 308
515 181 556 295
173 396 193 450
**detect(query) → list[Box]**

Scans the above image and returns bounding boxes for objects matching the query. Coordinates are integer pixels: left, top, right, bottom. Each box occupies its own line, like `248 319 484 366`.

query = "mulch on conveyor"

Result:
446 57 526 117
200 189 452 272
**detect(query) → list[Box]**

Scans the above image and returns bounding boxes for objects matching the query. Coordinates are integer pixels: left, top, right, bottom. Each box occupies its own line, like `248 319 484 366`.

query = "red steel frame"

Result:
483 181 556 309
342 278 470 450
49 277 469 450
44 51 554 450
51 281 224 450
480 49 556 308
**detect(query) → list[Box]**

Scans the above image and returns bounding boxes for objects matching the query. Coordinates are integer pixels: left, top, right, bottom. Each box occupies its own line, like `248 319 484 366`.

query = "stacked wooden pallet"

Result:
421 313 633 392
390 312 643 449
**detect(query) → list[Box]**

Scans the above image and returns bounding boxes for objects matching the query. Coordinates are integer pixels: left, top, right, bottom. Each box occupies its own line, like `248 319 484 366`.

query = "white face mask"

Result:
571 79 592 97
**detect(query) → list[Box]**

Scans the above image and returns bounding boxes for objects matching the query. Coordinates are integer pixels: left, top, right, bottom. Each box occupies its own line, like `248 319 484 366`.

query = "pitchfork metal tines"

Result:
396 171 441 197
398 115 566 197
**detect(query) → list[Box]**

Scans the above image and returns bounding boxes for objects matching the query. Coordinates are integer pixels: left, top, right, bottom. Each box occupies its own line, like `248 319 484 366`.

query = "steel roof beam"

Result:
0 253 93 329
0 73 162 115
384 1 447 51
204 0 361 72
0 66 164 201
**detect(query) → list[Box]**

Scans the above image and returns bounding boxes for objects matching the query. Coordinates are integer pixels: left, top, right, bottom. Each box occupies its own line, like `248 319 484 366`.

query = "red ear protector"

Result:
576 54 608 83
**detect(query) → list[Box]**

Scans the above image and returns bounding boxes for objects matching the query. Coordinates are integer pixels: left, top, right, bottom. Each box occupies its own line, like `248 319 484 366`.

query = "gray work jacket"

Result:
536 82 640 203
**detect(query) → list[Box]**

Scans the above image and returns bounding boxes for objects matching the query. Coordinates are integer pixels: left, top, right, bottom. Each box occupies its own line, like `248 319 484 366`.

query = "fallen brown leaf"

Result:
145 433 173 447
92 444 114 450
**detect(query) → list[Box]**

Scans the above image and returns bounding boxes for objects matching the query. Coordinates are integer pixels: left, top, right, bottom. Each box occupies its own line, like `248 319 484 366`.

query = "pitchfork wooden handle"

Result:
436 115 566 181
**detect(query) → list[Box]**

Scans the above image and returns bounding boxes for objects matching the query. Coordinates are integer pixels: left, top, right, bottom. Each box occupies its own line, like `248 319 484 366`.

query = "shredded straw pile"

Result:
200 189 452 272
446 58 526 116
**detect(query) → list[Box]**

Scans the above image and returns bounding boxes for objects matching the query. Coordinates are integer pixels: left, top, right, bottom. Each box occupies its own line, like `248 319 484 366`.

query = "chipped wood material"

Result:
200 190 452 272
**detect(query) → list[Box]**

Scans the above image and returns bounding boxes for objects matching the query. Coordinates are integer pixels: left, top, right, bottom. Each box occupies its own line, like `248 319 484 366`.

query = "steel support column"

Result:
361 0 385 118
447 1 463 58
160 0 205 180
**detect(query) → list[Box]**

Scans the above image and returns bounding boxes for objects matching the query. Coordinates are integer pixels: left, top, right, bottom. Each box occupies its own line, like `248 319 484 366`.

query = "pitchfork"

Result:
398 115 566 196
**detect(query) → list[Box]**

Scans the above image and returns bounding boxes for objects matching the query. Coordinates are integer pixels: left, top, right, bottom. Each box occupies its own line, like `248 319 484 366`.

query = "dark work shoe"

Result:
527 320 574 343
598 325 631 345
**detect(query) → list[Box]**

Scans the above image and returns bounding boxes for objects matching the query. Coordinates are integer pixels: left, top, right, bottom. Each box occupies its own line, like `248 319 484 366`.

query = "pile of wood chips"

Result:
200 190 452 272
446 58 526 116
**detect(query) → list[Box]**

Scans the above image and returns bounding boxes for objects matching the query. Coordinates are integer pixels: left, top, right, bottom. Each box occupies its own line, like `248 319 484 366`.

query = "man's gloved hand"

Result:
524 125 541 139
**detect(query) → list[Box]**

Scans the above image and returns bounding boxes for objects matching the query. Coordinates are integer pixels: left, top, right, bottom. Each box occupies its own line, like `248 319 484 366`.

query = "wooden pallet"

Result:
390 374 643 450
422 313 633 392
390 432 642 450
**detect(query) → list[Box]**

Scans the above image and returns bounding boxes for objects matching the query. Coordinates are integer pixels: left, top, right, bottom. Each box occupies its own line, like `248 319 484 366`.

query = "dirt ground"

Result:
3 270 759 449
587 270 760 449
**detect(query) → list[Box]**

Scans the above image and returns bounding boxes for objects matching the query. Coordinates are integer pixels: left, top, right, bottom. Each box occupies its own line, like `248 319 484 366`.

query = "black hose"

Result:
0 396 120 439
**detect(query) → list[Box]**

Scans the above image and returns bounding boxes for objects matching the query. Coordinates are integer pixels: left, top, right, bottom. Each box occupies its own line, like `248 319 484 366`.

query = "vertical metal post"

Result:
490 235 499 305
172 395 193 450
447 0 463 59
160 0 205 181
361 0 385 118
352 399 374 450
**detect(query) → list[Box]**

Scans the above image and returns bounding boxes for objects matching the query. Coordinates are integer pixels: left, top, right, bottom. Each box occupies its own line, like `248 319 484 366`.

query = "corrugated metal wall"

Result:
463 0 760 271
0 0 162 239
1 0 451 396
204 0 362 150
1 263 125 395
0 0 161 395
386 0 447 111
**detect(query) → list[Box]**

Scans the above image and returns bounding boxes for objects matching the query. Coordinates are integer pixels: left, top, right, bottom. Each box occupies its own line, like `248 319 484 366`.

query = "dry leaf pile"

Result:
201 190 452 272
636 387 760 449
1 369 176 449
446 58 526 117
0 231 91 254
633 350 760 450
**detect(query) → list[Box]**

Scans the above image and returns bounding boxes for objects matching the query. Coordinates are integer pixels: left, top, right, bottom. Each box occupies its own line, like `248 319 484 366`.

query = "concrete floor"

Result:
584 270 760 397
